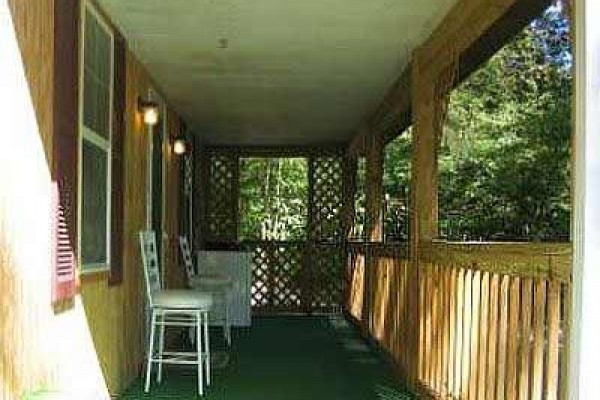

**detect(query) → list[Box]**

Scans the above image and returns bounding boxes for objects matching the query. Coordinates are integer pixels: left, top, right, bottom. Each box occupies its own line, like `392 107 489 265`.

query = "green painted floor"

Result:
120 316 413 399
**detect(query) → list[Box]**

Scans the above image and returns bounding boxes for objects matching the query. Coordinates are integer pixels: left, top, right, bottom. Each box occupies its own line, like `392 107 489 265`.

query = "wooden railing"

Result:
348 243 414 378
347 241 572 400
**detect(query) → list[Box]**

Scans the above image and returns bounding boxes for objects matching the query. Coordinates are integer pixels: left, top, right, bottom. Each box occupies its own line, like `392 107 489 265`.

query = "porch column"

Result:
361 131 383 334
365 132 384 243
408 55 441 388
341 153 357 240
194 138 207 249
569 0 600 398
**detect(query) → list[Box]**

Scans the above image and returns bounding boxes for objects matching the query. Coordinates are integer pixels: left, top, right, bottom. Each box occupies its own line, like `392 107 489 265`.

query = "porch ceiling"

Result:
98 0 457 146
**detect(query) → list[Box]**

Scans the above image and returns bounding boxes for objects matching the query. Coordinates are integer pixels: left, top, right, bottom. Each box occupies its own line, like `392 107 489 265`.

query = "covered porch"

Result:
2 0 599 399
122 316 410 399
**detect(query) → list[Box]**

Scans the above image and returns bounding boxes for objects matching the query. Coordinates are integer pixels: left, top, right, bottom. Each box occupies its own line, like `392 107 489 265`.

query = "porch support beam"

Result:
570 0 600 398
365 131 384 243
341 153 357 241
358 129 384 337
366 66 412 143
406 54 439 389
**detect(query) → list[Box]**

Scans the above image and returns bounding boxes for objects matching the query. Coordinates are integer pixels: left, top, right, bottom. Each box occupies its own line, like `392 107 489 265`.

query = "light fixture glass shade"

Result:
138 98 159 126
173 138 186 155
143 107 159 126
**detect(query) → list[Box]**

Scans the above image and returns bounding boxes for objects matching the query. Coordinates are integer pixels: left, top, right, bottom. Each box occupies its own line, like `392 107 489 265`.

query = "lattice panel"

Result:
308 244 344 311
309 156 343 242
206 153 238 241
201 147 348 315
249 242 306 311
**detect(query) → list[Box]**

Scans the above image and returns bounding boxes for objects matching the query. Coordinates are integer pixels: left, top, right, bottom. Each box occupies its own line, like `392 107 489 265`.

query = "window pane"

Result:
81 140 108 265
83 8 111 138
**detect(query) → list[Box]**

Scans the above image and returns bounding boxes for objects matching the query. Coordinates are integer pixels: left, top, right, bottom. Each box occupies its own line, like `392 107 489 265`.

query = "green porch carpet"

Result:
120 316 413 400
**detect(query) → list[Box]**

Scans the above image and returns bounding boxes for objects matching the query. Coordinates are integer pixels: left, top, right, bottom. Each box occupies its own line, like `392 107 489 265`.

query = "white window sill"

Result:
80 264 110 275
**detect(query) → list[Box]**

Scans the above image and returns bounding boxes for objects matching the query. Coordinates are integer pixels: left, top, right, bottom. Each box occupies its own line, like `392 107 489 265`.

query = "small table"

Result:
196 250 253 327
190 272 233 346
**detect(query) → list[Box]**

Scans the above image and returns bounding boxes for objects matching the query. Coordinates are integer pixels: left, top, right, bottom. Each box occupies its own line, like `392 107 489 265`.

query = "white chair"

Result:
179 236 233 346
140 231 213 396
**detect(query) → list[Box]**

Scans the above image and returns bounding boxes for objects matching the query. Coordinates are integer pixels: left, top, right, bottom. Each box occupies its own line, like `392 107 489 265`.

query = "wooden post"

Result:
342 153 357 307
569 0 600 398
341 153 357 241
364 131 383 333
366 132 384 243
307 155 317 313
231 152 240 242
195 141 209 250
408 55 440 389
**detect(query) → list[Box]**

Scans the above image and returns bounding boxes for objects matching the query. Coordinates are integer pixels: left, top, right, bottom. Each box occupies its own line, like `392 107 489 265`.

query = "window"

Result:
79 4 114 268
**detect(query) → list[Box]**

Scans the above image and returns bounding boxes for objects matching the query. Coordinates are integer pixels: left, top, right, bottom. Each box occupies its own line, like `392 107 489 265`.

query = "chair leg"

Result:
196 310 204 396
203 311 211 386
145 309 157 393
189 326 195 347
157 314 166 383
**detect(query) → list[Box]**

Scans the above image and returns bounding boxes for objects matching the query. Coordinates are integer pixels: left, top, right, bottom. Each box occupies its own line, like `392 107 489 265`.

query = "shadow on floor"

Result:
120 316 413 399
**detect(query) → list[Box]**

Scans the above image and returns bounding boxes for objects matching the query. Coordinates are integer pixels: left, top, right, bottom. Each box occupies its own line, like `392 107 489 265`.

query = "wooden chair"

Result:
179 235 233 346
139 230 213 396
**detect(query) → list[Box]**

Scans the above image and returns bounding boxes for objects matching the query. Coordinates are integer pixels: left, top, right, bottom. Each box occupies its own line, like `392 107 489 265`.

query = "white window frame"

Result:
77 1 114 272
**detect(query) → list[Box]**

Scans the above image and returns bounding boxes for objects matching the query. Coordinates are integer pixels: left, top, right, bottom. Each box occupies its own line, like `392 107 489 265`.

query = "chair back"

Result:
178 235 195 283
139 230 162 306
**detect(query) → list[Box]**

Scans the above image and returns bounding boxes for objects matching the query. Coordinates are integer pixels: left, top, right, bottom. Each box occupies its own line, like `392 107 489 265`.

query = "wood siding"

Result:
79 51 186 394
1 1 186 397
163 109 186 290
1 0 109 398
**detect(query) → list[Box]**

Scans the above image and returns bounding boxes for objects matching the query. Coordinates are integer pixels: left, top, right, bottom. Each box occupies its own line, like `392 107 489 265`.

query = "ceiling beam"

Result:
348 65 412 155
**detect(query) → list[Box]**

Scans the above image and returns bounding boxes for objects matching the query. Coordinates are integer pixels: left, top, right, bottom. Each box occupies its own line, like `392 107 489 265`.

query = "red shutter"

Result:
51 183 77 302
51 0 80 302
109 32 126 285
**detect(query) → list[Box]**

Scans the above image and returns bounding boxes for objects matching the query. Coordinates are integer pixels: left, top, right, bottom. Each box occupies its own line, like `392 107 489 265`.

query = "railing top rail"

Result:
421 240 572 281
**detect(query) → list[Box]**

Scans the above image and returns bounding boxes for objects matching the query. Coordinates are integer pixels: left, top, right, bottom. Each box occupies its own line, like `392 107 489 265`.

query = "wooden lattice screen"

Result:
306 155 345 312
308 156 343 242
247 241 306 311
199 147 347 314
308 244 344 311
204 151 239 242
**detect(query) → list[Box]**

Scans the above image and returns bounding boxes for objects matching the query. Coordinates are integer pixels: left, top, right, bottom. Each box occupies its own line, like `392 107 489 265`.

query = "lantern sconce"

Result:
138 97 159 127
173 137 187 155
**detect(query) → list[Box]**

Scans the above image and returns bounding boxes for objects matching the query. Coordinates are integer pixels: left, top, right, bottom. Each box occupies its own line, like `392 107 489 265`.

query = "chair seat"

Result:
153 290 213 310
190 273 233 289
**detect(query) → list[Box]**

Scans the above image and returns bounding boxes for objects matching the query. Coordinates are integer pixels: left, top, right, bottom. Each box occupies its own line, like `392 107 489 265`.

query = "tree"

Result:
239 157 308 240
383 129 412 241
437 2 571 241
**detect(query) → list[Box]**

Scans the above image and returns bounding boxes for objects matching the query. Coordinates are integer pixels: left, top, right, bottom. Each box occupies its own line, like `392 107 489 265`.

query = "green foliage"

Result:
383 130 412 242
238 6 571 244
437 5 572 241
239 157 308 240
352 157 368 240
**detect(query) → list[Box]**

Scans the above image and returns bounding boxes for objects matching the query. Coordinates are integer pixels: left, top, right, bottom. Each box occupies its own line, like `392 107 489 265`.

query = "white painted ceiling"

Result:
99 0 457 145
